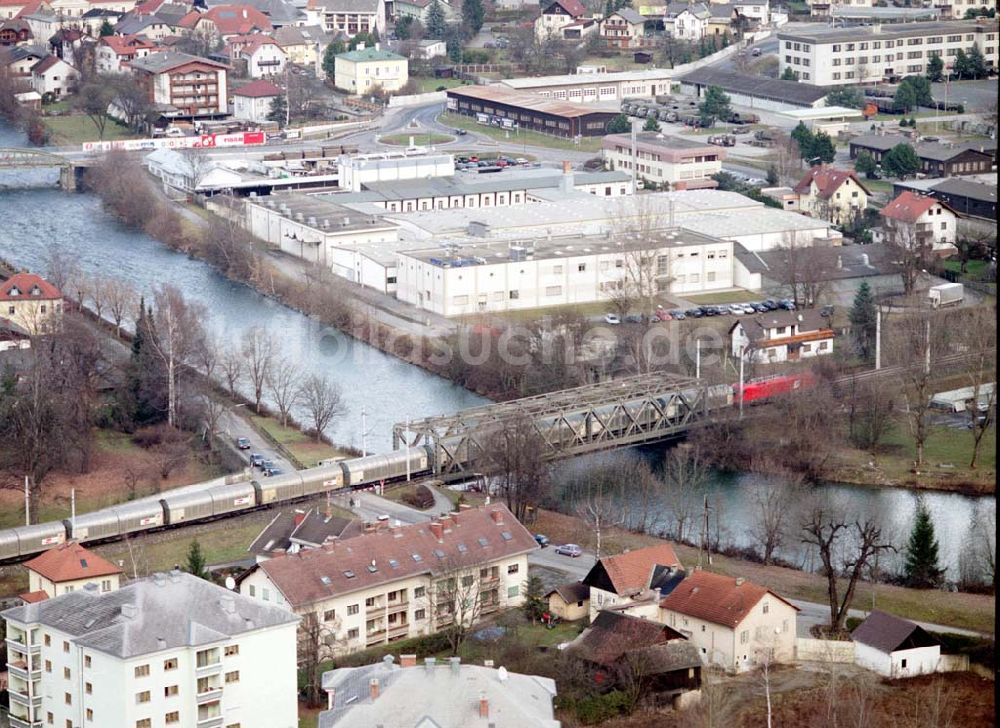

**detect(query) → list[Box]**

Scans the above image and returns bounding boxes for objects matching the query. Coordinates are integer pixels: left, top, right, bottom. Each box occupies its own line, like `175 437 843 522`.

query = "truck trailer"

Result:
928 283 964 309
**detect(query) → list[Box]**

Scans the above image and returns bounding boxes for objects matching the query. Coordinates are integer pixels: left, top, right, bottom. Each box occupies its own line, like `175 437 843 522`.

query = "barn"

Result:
852 610 942 678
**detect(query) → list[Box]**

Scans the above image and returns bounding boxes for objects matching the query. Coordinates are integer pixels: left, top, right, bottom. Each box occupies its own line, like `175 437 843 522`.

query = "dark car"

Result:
455 128 468 135
778 299 796 310
264 466 283 477
753 303 769 313
685 308 703 318
670 310 686 320
762 299 778 310
260 459 276 471
820 304 834 317
698 306 716 316
624 313 644 323
456 156 469 163
534 534 550 547
235 437 251 450
249 452 264 467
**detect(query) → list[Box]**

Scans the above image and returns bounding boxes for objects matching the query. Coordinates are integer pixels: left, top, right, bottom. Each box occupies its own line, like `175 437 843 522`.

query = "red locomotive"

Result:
735 372 817 404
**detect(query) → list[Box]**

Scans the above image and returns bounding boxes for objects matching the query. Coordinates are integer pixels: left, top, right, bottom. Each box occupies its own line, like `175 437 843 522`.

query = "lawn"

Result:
42 114 138 145
441 112 604 153
380 132 454 146
943 259 989 278
412 77 466 93
684 289 759 305
249 415 351 468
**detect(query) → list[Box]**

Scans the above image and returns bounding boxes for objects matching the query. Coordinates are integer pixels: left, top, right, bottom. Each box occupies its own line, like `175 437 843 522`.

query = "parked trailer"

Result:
928 282 963 309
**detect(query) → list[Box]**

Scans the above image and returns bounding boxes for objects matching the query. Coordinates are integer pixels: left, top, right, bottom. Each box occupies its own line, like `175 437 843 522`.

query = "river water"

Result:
0 126 992 578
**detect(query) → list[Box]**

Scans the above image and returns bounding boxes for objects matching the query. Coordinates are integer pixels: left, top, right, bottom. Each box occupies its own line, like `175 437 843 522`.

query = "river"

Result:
0 126 992 579
0 124 487 451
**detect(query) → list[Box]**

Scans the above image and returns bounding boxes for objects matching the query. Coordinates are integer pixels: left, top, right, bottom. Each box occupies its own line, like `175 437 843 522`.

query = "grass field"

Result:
380 132 454 146
42 114 138 145
943 259 990 277
412 77 466 93
249 415 350 468
441 112 603 153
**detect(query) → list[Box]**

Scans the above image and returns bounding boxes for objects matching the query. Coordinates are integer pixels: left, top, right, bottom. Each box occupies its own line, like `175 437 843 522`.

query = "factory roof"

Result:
679 67 828 106
778 19 990 44
1 571 298 658
604 131 717 151
448 85 613 119
499 67 673 90
249 191 399 233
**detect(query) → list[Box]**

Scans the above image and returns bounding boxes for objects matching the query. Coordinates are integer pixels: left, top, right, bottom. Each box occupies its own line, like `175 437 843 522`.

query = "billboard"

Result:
82 131 266 153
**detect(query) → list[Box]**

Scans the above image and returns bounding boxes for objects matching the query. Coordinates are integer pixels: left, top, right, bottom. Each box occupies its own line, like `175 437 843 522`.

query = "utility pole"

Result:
71 488 76 537
738 346 745 418
875 306 882 370
361 406 368 457
405 418 411 482
924 318 931 375
24 475 29 526
696 339 701 380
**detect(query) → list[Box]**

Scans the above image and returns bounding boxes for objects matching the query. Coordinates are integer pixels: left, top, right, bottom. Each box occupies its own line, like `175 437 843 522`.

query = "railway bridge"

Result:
393 373 729 475
0 147 88 190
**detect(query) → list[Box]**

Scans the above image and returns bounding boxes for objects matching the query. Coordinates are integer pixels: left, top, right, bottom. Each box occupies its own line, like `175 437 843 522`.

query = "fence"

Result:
795 637 856 663
938 654 971 673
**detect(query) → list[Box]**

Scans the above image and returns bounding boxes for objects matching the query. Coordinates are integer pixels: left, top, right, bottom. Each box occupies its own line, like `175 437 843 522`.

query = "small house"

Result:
851 610 942 678
22 541 123 599
792 166 870 225
545 581 590 621
730 309 834 364
581 543 684 622
879 190 959 255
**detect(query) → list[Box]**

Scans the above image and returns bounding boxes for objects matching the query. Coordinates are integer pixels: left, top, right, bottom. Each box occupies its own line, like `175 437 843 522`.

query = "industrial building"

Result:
337 149 455 192
848 134 995 177
677 68 829 111
445 85 618 137
497 67 675 103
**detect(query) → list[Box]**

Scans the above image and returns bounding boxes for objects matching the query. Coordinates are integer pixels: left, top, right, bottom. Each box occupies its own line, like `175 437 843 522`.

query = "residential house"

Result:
706 4 737 37
792 166 870 225
659 570 798 672
205 0 305 27
22 541 122 600
544 581 590 621
0 271 63 334
730 309 833 363
670 2 711 40
30 51 75 96
893 177 996 222
181 4 274 41
227 32 286 77
602 132 724 190
1 42 47 77
236 504 538 657
581 543 685 622
95 33 161 73
732 0 767 24
534 0 587 41
273 23 334 68
389 37 446 59
78 6 122 34
246 507 363 561
232 77 283 122
600 7 646 49
848 133 995 177
1 571 300 728
0 18 32 44
0 318 31 352
0 0 31 20
317 656 559 728
879 190 958 254
852 610 942 678
307 0 386 39
113 9 185 40
47 26 86 66
129 51 229 117
333 44 407 94
566 611 702 698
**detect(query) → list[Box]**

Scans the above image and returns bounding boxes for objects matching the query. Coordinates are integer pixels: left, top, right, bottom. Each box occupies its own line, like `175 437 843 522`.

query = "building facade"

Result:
879 190 959 253
2 571 299 728
129 51 229 116
333 45 407 94
778 19 999 86
792 166 870 224
232 78 283 122
534 0 587 40
23 542 122 600
851 610 942 678
602 132 725 189
307 0 386 37
730 309 835 363
0 272 62 334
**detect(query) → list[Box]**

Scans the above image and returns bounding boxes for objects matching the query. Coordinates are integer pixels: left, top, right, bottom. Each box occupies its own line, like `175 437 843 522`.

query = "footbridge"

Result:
393 373 731 474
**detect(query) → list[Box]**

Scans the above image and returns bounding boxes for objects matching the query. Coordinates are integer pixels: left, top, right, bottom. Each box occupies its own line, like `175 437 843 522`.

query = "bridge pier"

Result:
58 165 76 191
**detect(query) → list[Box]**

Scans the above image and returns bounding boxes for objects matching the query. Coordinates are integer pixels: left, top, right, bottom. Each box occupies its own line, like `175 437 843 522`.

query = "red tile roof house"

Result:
581 543 685 622
225 32 286 78
236 504 538 657
232 77 283 122
658 570 798 673
534 0 587 41
180 4 273 40
22 541 123 600
95 33 161 73
0 271 63 334
792 166 871 225
879 190 959 256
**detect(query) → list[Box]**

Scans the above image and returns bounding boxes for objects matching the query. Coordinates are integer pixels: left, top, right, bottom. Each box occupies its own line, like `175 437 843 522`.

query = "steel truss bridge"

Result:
393 373 729 474
0 148 72 168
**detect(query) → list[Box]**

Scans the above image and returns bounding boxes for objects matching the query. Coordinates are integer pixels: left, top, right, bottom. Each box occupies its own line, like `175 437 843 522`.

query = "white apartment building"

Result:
602 132 725 190
778 19 999 86
395 228 735 317
2 571 299 728
237 505 538 657
22 542 122 601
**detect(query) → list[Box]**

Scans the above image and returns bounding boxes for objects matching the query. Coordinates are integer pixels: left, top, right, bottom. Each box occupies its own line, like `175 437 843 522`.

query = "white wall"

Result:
855 642 941 678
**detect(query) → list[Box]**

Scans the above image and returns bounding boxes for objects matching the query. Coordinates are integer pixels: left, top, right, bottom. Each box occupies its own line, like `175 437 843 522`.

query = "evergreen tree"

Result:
522 574 547 621
607 113 631 133
322 41 345 79
904 498 944 588
348 31 378 50
881 143 920 179
953 48 970 79
849 281 877 363
780 66 797 81
966 46 987 79
766 164 778 185
122 298 166 428
185 539 209 580
643 116 660 131
605 0 614 17
894 83 917 113
811 132 836 164
395 15 417 39
825 87 864 109
99 19 114 36
267 94 288 127
445 25 463 62
926 54 944 82
698 85 731 125
462 0 484 35
791 121 814 158
426 0 447 39
854 150 877 178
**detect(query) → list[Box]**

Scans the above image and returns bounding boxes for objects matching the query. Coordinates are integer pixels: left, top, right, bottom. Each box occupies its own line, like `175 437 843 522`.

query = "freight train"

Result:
0 373 818 562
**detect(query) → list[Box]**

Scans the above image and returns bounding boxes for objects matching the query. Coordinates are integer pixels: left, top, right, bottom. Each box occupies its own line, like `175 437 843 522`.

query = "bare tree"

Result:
959 306 996 469
845 373 896 465
266 357 301 428
194 337 219 382
104 277 137 338
218 344 244 400
575 472 627 561
242 327 275 413
800 493 894 632
299 612 346 709
149 285 208 428
420 556 489 657
662 445 709 542
200 394 228 450
749 479 793 565
769 234 834 308
883 218 932 296
297 374 345 442
488 415 549 523
891 313 939 469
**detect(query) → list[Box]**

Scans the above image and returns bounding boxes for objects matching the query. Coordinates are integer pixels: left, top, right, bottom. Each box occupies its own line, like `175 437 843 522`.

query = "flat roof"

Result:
498 68 674 90
603 132 716 150
778 19 989 44
447 85 614 119
249 191 398 233
678 68 828 107
779 106 865 120
400 227 727 267
830 5 939 18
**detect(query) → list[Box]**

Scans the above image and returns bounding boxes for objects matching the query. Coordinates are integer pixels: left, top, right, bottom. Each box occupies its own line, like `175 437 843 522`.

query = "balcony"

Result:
8 715 43 728
480 576 501 588
196 660 222 677
8 659 37 680
197 687 224 704
480 601 500 615
387 623 409 638
196 717 224 728
365 630 387 646
365 603 383 616
435 612 455 626
6 636 39 654
386 600 409 614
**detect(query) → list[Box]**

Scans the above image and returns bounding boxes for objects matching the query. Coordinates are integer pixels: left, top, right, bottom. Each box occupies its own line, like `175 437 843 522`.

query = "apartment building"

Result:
2 571 299 728
602 132 725 190
777 19 998 85
22 542 122 601
129 51 229 117
333 45 408 94
237 504 538 657
307 0 386 38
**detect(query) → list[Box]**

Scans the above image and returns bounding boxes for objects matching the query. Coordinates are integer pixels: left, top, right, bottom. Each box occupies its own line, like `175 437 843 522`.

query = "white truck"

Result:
928 282 963 309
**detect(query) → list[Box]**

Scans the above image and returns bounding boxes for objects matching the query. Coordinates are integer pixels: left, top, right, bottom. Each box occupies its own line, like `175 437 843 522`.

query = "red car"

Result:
736 372 817 404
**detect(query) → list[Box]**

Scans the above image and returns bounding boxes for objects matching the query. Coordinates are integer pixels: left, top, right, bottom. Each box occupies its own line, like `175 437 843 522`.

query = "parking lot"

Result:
602 296 817 326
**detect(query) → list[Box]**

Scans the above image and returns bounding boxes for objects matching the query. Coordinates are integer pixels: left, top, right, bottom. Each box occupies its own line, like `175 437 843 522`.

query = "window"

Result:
763 601 769 614
507 563 519 575
347 604 359 616
137 691 151 704
45 660 52 673
165 685 178 697
224 644 239 657
248 585 255 597
577 263 586 272
136 721 151 728
508 585 519 598
63 641 69 653
64 667 71 679
940 222 947 230
84 654 91 668
461 575 474 587
164 657 178 670
552 264 563 274
44 634 51 647
225 671 240 684
414 586 426 598
347 628 359 639
65 693 72 705
508 290 519 300
135 664 150 678
740 630 749 644
901 658 907 669
323 609 336 621
545 285 562 296
86 709 93 722
166 713 180 725
86 682 92 694
47 713 53 725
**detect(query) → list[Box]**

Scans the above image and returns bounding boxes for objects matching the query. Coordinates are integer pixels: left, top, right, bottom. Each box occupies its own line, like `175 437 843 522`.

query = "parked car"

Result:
778 299 796 310
260 459 275 471
685 308 703 318
534 534 550 547
515 157 528 165
820 304 834 317
655 309 672 321
604 313 621 325
739 304 757 314
671 310 686 320
762 299 779 310
624 313 644 323
554 543 583 557
753 303 769 313
263 466 283 477
249 453 264 467
235 437 251 450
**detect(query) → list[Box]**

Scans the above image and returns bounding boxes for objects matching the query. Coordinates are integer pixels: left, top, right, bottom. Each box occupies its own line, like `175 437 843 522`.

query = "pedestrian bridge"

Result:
393 373 732 474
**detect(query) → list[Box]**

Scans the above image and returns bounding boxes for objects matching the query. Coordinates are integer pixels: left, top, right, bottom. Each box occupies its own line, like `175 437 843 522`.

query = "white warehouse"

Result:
337 149 455 192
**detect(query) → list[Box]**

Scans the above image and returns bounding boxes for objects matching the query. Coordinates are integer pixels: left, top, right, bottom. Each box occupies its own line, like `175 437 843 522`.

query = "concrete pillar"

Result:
58 165 76 191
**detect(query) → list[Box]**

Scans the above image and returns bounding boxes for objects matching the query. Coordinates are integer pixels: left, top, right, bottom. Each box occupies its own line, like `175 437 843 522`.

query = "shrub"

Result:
573 690 632 725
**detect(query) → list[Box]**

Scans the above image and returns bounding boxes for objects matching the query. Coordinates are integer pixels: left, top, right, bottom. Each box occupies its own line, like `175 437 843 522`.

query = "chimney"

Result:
327 688 335 710
121 603 137 619
400 654 417 668
479 694 489 719
242 7 247 16
156 638 166 650
560 160 574 193
449 656 461 675
429 521 443 540
364 522 376 533
369 678 380 701
490 510 503 525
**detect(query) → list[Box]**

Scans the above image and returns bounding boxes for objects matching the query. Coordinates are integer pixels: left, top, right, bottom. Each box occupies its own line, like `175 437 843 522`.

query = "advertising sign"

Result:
82 131 266 153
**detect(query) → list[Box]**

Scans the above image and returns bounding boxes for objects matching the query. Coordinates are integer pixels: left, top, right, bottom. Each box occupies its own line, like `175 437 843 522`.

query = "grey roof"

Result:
546 580 590 603
205 0 304 22
273 23 334 45
630 641 703 673
81 8 122 18
734 308 829 342
114 15 158 34
733 241 769 274
778 19 987 45
613 7 645 23
248 508 363 556
3 44 49 63
930 177 997 204
310 0 379 12
708 4 736 18
754 243 899 281
849 134 994 163
130 51 226 72
318 659 559 728
679 68 828 107
154 3 192 24
1 571 298 659
851 610 940 654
